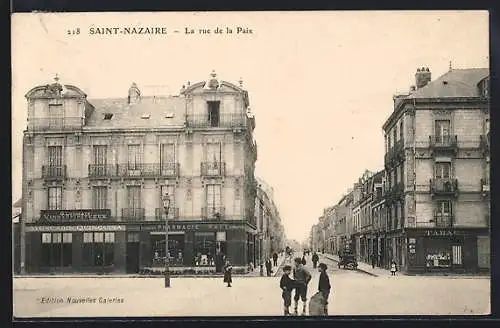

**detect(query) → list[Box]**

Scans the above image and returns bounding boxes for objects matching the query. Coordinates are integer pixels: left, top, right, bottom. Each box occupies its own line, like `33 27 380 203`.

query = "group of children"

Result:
279 257 331 316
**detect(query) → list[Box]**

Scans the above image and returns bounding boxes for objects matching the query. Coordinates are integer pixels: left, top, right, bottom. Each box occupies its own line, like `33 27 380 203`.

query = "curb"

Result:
13 274 276 279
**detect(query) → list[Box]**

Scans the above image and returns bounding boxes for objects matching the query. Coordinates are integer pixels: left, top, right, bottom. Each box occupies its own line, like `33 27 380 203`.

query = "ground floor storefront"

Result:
382 228 490 274
24 220 258 274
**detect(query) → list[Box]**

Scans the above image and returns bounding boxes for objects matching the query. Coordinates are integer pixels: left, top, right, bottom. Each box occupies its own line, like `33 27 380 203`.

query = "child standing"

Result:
279 265 295 316
293 257 312 315
223 260 233 287
318 263 331 315
390 260 397 276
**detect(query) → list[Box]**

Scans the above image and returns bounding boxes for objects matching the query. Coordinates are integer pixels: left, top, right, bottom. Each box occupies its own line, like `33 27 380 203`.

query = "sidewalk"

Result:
321 253 491 279
13 255 288 279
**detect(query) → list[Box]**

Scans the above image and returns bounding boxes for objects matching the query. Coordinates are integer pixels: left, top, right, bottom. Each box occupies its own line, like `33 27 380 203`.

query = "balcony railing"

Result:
121 208 145 221
201 162 226 177
202 206 225 220
42 165 67 180
88 164 117 178
185 113 248 129
154 207 180 220
116 163 179 178
28 117 84 131
429 135 458 155
430 178 458 197
433 213 454 228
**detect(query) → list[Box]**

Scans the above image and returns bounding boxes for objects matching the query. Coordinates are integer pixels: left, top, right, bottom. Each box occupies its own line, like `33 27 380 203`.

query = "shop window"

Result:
40 232 73 268
194 232 216 266
82 232 115 267
425 242 451 268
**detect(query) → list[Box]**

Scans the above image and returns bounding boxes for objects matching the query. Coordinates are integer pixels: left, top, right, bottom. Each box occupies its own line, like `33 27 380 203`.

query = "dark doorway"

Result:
207 101 220 127
126 232 140 273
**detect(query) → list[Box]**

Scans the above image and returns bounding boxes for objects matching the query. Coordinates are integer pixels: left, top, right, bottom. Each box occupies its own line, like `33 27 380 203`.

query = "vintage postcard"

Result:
11 11 490 318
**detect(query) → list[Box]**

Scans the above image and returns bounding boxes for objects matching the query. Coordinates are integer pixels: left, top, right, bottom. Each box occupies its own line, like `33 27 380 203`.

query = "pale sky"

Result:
11 11 489 242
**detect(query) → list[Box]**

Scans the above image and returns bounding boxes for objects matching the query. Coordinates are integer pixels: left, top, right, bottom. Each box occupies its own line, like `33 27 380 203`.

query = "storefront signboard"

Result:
26 225 125 232
425 230 453 237
39 209 111 222
141 222 245 232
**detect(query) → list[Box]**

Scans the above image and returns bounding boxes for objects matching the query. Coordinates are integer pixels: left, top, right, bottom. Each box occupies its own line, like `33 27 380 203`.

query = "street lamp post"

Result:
162 193 171 288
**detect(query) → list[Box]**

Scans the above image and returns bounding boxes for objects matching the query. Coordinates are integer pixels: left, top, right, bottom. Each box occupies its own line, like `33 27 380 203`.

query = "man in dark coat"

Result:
265 258 273 276
272 252 279 266
312 252 319 269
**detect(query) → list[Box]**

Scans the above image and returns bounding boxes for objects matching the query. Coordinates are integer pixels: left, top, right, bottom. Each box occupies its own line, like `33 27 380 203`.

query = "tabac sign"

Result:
39 209 111 223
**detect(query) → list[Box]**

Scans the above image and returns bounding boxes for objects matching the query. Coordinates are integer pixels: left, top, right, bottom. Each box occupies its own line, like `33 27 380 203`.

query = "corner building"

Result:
382 67 490 273
21 72 258 274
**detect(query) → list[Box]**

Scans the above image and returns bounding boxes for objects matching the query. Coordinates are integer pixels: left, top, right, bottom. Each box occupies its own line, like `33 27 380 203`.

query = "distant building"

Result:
20 71 258 274
382 67 490 273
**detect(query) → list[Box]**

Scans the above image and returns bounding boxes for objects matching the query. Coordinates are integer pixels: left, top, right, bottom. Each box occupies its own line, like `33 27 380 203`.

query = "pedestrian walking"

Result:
265 258 273 276
280 265 296 316
371 252 377 269
293 257 312 315
390 260 397 276
301 255 307 266
317 263 331 315
312 252 319 269
223 260 233 287
273 252 278 267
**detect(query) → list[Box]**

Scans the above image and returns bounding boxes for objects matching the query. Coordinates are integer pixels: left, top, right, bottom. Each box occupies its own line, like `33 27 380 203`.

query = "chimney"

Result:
128 82 141 105
415 67 431 89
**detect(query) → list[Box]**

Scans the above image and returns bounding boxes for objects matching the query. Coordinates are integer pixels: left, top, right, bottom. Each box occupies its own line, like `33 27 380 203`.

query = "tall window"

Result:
207 101 220 127
41 232 72 268
127 186 141 209
127 144 141 170
387 135 391 152
48 146 63 167
160 185 175 218
93 145 107 175
435 120 451 143
48 187 63 210
207 143 222 163
435 162 451 179
399 120 404 141
82 232 115 267
436 200 451 215
160 143 175 175
206 184 222 217
92 186 108 209
393 128 397 147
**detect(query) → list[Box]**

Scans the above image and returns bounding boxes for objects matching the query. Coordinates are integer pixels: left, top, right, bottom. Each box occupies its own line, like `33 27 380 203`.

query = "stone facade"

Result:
20 72 259 273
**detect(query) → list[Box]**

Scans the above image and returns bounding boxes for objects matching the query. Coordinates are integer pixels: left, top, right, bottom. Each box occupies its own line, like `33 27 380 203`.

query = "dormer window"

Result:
103 113 113 120
165 112 174 118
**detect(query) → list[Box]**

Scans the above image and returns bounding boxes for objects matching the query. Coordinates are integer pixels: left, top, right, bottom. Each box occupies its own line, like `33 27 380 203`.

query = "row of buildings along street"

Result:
310 66 490 274
13 71 285 275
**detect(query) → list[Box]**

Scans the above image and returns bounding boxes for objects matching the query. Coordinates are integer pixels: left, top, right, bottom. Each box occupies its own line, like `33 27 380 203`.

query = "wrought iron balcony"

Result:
88 164 117 178
202 206 225 220
42 165 67 180
116 163 179 178
185 113 247 129
154 207 180 220
433 213 454 228
201 162 226 177
429 135 458 155
481 178 490 194
121 208 145 221
430 178 458 198
28 117 84 131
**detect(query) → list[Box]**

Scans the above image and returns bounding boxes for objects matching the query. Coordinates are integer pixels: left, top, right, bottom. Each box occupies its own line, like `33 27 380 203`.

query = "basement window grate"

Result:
103 113 113 120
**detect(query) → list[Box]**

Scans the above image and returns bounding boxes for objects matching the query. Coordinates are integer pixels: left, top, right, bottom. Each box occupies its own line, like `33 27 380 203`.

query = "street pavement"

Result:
13 253 490 317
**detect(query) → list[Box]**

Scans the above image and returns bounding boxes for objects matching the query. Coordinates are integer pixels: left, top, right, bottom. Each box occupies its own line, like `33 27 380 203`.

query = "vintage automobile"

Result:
337 250 358 270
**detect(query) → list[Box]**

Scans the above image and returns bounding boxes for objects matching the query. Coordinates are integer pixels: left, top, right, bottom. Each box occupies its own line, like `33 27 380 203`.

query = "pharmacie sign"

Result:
141 222 244 232
40 209 111 222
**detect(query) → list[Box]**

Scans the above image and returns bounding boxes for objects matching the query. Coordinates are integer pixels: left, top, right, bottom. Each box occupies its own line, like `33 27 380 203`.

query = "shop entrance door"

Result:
126 232 140 273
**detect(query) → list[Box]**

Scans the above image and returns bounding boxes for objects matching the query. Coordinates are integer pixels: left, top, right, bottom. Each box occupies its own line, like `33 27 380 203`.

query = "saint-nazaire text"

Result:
89 27 169 35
